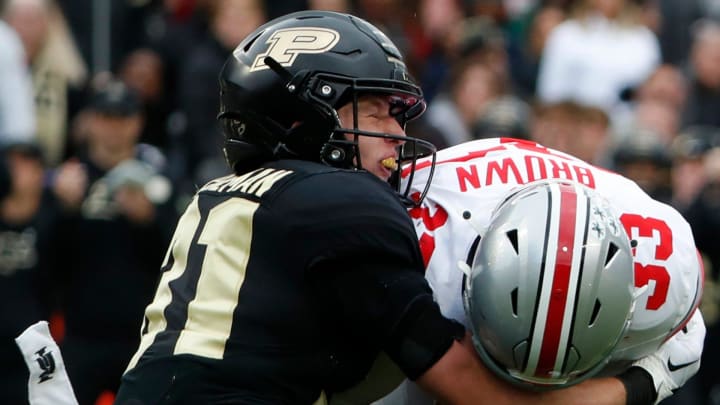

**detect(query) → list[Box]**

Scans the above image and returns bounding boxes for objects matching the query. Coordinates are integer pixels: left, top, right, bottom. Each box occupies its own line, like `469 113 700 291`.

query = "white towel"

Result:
14 321 79 405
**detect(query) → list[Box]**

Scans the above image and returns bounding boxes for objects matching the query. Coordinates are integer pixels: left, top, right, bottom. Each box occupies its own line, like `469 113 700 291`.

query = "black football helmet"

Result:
218 10 435 206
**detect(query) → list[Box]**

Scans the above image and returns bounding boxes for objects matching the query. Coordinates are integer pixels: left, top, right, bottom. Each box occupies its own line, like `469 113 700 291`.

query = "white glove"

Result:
632 309 705 404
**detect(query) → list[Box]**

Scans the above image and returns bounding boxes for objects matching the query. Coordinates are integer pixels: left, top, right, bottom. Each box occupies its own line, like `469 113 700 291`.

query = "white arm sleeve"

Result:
15 321 79 405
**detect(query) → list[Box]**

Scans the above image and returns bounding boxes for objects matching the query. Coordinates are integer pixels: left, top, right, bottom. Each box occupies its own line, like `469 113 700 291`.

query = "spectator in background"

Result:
401 0 467 103
0 13 36 141
631 98 681 145
507 4 566 97
615 63 687 145
176 0 265 191
574 102 613 166
455 15 510 92
682 136 720 405
373 5 504 150
141 0 208 115
656 0 704 65
425 59 504 147
118 48 170 151
661 130 719 405
669 125 718 211
529 101 577 156
636 64 688 111
0 140 64 404
681 18 720 128
611 128 672 203
51 79 177 405
471 95 532 140
529 100 612 167
134 0 211 189
4 0 87 168
55 0 156 74
536 0 660 123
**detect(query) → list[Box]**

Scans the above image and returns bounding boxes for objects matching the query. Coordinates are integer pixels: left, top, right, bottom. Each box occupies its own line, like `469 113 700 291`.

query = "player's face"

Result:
337 95 406 181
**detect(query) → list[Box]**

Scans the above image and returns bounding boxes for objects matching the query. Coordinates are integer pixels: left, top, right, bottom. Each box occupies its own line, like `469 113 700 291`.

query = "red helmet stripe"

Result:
535 183 578 377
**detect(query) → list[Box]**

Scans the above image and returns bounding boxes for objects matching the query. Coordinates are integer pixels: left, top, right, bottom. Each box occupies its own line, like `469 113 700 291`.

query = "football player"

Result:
379 137 703 404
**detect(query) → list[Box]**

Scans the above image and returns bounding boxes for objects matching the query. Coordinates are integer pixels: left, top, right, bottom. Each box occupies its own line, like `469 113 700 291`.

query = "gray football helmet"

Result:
463 180 636 389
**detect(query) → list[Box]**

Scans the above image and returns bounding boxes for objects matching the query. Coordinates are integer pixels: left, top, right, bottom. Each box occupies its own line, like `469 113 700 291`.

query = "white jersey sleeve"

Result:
404 138 703 361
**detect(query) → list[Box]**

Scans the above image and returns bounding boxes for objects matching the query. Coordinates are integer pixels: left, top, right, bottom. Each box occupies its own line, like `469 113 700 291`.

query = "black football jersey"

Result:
124 159 429 403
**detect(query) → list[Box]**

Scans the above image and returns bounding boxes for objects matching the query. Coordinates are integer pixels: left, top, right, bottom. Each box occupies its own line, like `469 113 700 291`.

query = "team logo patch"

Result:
247 27 340 72
34 346 56 383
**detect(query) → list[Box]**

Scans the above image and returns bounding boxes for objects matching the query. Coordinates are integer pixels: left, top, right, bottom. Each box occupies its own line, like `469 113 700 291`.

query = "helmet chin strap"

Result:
324 92 362 169
264 56 314 103
263 56 294 84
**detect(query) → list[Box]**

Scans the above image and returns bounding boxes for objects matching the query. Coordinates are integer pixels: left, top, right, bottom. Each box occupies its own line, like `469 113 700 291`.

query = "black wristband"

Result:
618 366 658 405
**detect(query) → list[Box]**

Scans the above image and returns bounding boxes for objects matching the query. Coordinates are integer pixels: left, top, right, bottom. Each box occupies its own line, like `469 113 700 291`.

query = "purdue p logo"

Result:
249 28 340 72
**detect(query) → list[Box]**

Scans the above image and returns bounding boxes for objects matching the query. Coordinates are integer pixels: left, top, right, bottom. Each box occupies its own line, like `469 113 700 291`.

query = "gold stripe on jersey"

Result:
174 197 258 358
125 196 202 372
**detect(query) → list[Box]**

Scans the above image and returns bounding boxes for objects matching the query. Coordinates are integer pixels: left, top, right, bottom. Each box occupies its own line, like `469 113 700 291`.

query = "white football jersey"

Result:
403 138 703 361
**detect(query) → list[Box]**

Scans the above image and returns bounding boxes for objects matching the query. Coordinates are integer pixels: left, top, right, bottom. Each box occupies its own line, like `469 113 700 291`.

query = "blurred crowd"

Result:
0 0 718 404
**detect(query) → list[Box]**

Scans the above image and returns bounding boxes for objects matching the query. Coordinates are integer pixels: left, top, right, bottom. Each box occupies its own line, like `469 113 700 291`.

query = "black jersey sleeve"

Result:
273 169 466 380
309 258 466 380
